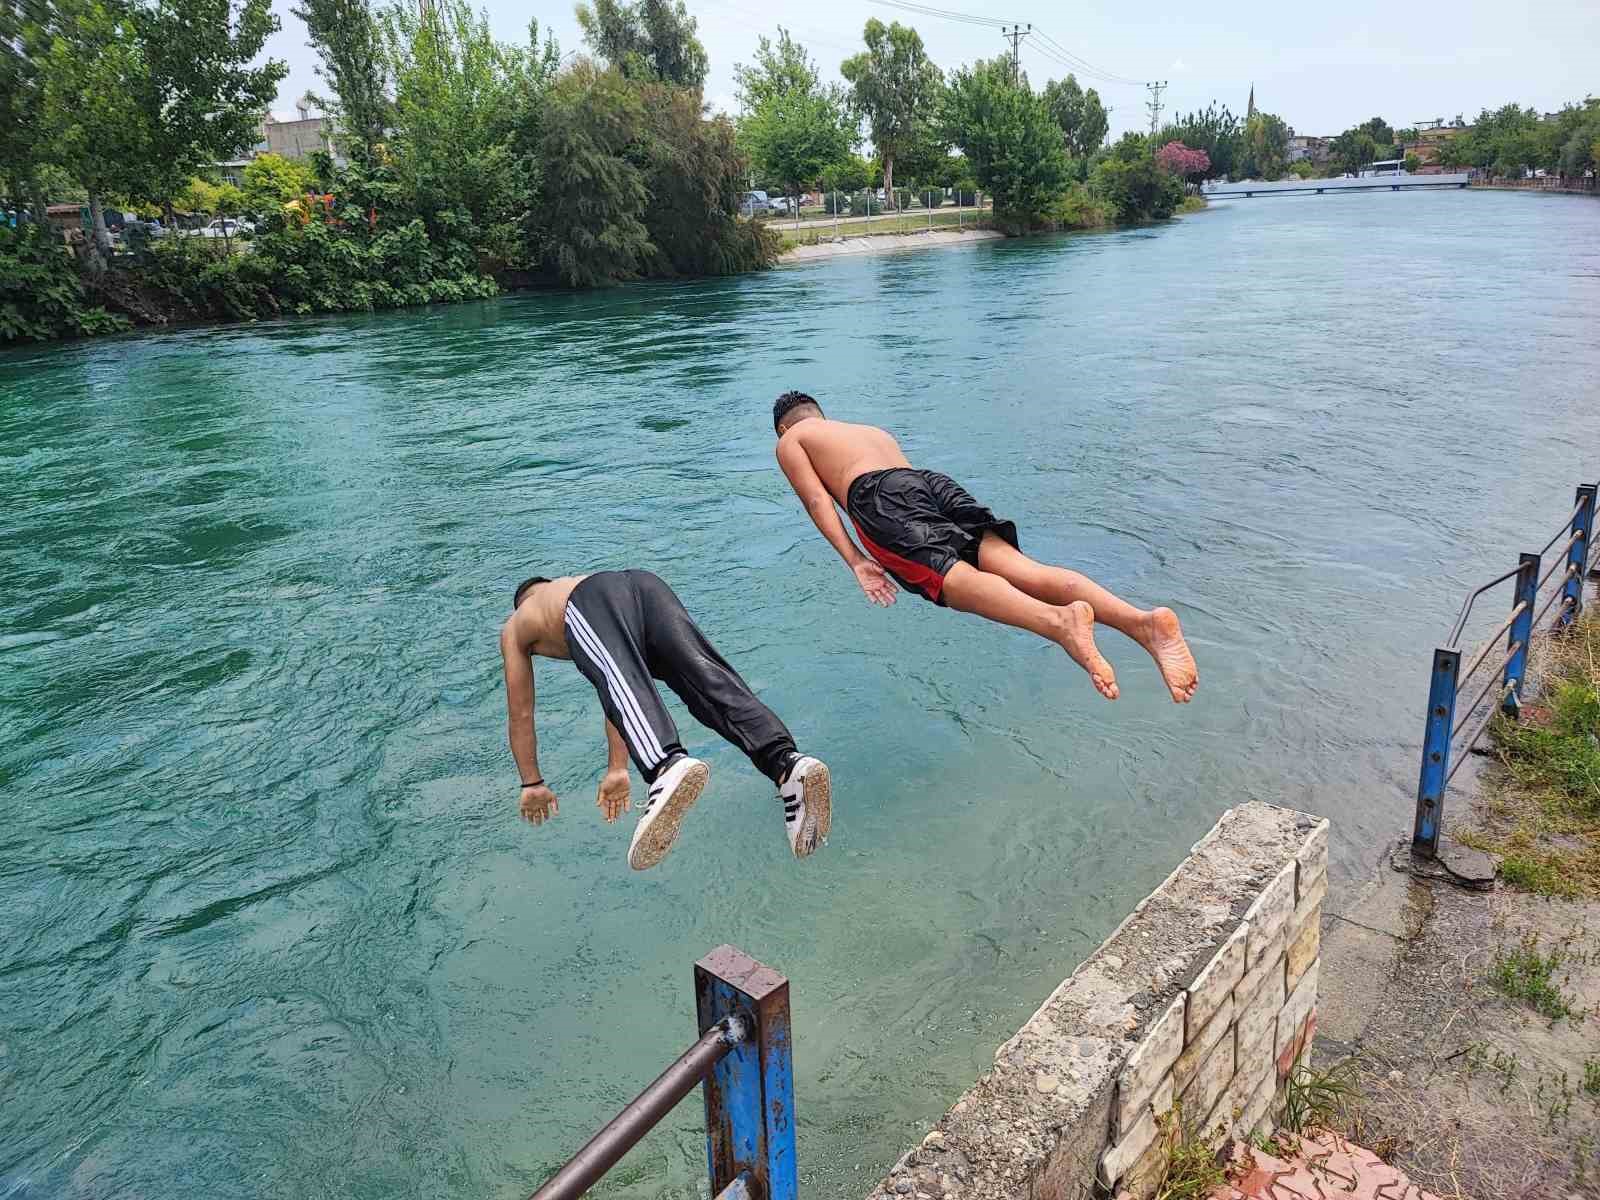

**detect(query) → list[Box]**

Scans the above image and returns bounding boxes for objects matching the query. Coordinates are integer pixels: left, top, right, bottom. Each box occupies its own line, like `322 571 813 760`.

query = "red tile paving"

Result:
1212 1131 1443 1200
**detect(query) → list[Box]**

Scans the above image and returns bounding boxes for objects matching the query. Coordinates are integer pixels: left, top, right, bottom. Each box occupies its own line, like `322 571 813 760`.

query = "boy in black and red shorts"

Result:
771 391 1199 705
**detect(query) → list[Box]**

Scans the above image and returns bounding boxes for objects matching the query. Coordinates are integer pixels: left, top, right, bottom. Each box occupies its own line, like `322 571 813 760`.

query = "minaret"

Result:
1247 84 1256 119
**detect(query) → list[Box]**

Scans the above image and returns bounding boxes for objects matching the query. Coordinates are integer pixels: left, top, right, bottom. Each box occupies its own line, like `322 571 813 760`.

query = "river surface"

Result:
3 190 1598 1199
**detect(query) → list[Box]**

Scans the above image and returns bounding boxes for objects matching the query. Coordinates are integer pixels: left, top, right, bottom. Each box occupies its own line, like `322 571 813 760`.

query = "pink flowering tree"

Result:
1154 141 1211 191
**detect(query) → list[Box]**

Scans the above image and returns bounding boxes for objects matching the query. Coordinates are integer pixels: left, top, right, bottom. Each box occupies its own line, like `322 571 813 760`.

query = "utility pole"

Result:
1001 24 1031 87
1145 80 1167 137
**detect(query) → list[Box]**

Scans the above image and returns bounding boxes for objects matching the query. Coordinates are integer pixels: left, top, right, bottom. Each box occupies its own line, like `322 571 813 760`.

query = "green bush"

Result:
1050 183 1115 229
852 191 883 216
921 189 943 209
822 191 848 214
0 225 130 343
1091 156 1186 222
893 187 911 210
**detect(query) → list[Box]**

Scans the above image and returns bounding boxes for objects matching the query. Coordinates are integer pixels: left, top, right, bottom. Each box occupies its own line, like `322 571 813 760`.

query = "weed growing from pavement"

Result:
1585 1058 1600 1096
1490 932 1581 1020
1281 1053 1359 1134
1151 1105 1226 1200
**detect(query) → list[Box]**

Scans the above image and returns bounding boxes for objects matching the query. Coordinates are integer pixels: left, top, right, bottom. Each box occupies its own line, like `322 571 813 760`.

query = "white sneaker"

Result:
779 755 831 859
628 756 710 870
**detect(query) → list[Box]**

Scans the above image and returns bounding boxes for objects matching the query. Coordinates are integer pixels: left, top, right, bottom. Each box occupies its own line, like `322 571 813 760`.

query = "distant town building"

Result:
264 96 344 165
1246 84 1256 120
1400 122 1472 173
1288 135 1330 165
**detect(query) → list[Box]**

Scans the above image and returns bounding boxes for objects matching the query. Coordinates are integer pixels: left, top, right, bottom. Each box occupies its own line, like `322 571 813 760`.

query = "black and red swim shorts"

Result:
845 468 1019 606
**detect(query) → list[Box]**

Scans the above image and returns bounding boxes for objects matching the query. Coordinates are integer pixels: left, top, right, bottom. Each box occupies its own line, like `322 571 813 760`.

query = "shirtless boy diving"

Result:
772 392 1199 703
500 570 831 869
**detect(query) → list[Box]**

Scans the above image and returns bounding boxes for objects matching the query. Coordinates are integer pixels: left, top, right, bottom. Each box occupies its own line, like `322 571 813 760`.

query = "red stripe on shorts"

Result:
853 522 946 603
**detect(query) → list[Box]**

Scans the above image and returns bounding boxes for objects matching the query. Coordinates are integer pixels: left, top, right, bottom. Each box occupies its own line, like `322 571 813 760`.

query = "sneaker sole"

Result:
792 760 832 859
628 761 710 871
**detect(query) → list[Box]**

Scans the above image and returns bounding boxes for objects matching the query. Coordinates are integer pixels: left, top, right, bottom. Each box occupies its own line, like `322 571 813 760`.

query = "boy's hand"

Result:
596 768 631 823
519 783 559 825
852 559 897 607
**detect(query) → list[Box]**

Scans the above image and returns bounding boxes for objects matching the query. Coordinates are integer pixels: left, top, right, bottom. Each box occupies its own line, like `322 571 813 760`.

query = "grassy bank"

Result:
1458 611 1600 897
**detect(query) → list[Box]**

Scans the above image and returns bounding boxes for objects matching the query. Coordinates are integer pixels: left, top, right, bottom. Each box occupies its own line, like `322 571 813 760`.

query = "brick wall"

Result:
863 803 1328 1200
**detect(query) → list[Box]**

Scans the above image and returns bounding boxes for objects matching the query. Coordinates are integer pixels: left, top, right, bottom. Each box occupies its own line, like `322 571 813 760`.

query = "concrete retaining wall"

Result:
864 802 1328 1200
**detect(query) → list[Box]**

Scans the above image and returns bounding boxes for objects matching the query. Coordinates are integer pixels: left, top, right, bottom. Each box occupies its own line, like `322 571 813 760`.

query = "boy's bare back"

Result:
781 419 910 504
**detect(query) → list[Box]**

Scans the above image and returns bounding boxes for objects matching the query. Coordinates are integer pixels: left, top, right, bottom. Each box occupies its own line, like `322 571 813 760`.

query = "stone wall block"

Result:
1234 932 1285 1012
1112 993 1185 1137
1241 863 1295 968
1171 994 1233 1095
1286 906 1321 992
1233 973 1282 1067
1177 1023 1234 1127
1295 819 1330 899
1185 922 1247 1037
1098 1105 1158 1188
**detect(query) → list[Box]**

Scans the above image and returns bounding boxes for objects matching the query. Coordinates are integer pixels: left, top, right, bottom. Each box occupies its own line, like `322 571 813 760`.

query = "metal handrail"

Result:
1445 563 1524 648
1454 600 1528 694
1446 682 1514 783
1539 495 1591 555
1451 641 1523 741
1532 564 1579 631
531 1018 747 1200
1537 530 1583 592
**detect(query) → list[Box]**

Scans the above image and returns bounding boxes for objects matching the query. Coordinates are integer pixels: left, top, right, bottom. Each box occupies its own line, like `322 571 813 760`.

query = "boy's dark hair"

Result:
512 576 552 609
773 390 822 433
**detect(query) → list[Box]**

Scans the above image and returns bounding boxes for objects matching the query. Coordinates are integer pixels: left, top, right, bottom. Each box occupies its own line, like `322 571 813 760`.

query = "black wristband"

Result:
520 778 544 789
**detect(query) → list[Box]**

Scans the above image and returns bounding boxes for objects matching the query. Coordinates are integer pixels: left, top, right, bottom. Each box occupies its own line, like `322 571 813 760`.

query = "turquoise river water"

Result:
3 190 1598 1199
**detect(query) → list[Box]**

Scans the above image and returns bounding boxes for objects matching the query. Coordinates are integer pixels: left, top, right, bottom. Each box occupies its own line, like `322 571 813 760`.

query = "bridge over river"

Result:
1204 173 1471 198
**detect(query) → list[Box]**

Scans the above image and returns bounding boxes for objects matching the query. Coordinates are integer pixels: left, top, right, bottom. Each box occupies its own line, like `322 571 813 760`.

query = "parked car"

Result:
739 190 788 216
199 218 255 238
767 195 795 214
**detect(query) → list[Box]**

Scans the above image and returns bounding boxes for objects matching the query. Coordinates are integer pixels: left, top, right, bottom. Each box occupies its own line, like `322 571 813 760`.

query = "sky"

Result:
260 0 1598 138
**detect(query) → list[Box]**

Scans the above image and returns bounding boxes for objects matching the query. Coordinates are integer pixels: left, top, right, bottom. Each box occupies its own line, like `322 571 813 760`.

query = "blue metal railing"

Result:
529 946 796 1200
1413 483 1598 857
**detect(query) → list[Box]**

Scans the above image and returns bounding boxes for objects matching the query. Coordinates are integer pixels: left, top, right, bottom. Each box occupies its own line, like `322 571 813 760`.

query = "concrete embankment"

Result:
779 228 1005 263
865 801 1328 1200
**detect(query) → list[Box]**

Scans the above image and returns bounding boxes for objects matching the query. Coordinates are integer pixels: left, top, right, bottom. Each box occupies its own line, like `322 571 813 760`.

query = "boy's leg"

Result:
564 579 686 782
633 573 799 785
973 533 1198 703
940 561 1120 700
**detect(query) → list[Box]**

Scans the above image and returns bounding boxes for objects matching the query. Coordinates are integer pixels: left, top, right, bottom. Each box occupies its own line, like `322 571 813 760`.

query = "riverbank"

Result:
1316 616 1600 1199
779 227 1005 262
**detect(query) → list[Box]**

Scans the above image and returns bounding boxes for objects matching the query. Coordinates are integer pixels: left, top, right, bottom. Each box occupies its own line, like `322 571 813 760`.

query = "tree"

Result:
1092 155 1183 222
36 0 155 266
1041 74 1108 161
380 1 557 269
1357 116 1394 149
1154 140 1209 190
534 62 650 286
293 0 392 166
1158 104 1240 182
1402 152 1421 174
733 27 817 113
1329 128 1377 175
1238 111 1289 179
1396 127 1419 144
242 153 315 213
941 57 1068 233
839 19 941 210
736 29 852 209
1288 158 1315 179
575 0 707 89
134 0 286 218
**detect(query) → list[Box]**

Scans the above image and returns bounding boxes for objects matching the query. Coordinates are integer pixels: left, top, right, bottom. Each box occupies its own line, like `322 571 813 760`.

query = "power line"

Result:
1001 23 1030 87
1145 80 1167 134
863 0 1148 88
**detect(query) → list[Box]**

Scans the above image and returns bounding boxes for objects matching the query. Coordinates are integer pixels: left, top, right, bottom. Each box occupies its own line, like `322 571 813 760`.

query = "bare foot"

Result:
1140 607 1198 703
1057 601 1119 700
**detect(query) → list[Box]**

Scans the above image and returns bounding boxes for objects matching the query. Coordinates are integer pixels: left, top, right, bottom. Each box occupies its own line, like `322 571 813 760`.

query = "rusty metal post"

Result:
695 946 797 1200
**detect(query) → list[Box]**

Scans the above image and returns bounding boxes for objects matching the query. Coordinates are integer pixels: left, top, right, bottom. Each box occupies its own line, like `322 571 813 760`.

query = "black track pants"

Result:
563 571 798 785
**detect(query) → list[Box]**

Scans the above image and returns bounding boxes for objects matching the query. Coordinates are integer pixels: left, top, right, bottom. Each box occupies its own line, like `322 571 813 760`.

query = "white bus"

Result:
1360 159 1408 177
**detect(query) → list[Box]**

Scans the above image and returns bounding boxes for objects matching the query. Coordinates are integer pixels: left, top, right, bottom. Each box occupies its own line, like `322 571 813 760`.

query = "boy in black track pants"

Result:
499 570 831 870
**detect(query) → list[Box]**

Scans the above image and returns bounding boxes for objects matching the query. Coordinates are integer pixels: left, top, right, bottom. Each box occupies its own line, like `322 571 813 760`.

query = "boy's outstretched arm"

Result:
776 436 897 607
596 720 631 823
501 620 557 824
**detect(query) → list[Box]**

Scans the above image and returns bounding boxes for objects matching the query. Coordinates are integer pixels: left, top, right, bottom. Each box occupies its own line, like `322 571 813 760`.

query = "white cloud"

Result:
1170 58 1190 73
